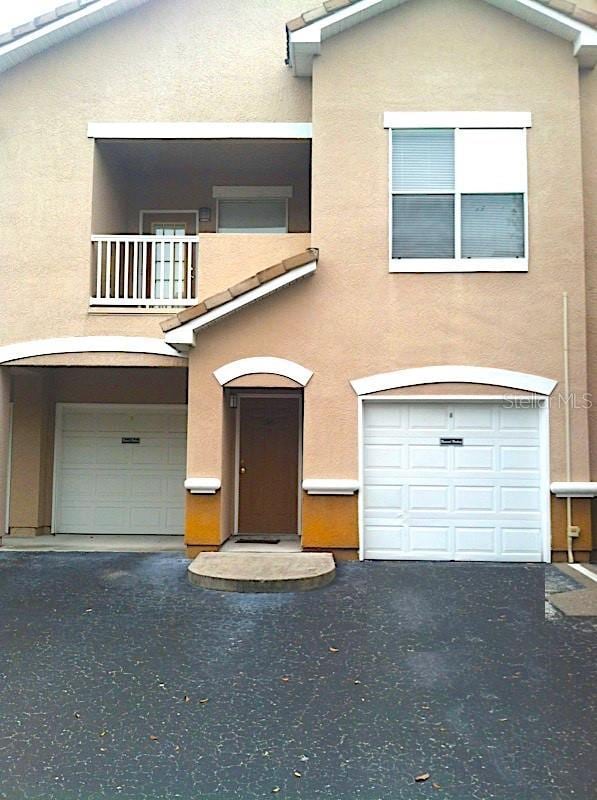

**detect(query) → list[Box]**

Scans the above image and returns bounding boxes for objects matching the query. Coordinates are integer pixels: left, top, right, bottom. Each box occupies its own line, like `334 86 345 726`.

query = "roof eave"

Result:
165 260 317 351
0 0 150 75
287 0 597 76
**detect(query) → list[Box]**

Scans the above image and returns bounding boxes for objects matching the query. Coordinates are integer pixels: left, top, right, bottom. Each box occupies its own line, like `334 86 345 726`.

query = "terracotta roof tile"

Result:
286 0 597 32
161 248 319 333
0 0 103 46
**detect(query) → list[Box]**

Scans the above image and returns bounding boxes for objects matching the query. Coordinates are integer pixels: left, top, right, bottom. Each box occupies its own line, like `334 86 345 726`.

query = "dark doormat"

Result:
236 538 281 545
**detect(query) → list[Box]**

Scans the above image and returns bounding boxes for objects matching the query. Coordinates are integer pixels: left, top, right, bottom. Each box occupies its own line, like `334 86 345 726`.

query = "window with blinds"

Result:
390 126 527 268
217 198 288 233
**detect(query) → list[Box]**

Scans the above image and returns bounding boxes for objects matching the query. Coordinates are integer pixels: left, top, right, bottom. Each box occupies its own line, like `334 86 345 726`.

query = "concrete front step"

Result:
187 552 336 593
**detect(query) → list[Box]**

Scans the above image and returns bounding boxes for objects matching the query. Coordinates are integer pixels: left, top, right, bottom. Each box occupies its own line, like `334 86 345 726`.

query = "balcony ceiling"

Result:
97 139 311 178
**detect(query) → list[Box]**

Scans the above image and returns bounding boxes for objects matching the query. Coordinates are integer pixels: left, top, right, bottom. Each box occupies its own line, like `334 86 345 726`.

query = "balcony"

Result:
91 235 199 308
90 137 311 311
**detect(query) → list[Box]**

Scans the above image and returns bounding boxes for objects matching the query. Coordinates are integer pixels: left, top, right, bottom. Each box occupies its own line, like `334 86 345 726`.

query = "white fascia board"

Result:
302 479 360 495
384 112 532 129
184 478 221 495
550 482 597 498
0 336 184 365
0 0 150 75
165 261 317 348
350 366 557 396
288 0 597 75
87 122 313 139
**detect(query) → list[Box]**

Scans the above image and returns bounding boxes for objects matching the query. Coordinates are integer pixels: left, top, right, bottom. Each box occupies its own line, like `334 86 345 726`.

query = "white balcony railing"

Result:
91 235 199 308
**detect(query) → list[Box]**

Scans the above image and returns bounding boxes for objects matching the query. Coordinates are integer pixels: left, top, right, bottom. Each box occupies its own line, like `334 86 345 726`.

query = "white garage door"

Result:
54 405 187 535
363 401 547 562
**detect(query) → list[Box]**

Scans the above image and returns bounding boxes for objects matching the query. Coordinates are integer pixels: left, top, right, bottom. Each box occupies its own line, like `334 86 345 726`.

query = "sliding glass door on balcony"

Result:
91 233 199 308
152 224 187 301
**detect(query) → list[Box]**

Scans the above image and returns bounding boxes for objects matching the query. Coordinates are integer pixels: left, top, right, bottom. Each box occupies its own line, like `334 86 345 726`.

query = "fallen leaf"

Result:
263 751 270 757
415 773 430 782
432 783 441 790
293 771 301 778
84 609 93 613
271 788 281 794
183 695 190 703
99 730 108 737
353 680 361 685
74 712 81 719
281 676 290 683
149 735 159 742
329 647 339 653
199 698 209 704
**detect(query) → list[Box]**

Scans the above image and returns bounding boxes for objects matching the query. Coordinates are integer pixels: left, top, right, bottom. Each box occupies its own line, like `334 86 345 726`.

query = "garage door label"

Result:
439 437 464 446
121 437 141 444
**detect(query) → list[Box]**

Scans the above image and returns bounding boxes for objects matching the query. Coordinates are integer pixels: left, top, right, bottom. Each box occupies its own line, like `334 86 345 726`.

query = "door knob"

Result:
240 460 247 474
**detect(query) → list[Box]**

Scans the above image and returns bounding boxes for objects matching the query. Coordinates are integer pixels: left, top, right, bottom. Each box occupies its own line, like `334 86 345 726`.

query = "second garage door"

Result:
362 401 547 562
54 405 187 535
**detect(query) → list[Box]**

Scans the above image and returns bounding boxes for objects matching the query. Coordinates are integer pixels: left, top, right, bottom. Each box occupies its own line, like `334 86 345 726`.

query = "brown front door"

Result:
237 395 300 535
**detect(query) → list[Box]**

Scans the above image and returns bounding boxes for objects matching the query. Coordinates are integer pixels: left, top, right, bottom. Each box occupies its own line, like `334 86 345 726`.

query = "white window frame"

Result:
213 186 292 234
385 112 531 273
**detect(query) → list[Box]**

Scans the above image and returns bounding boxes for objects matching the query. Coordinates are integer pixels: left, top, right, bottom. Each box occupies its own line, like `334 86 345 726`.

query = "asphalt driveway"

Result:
0 553 595 800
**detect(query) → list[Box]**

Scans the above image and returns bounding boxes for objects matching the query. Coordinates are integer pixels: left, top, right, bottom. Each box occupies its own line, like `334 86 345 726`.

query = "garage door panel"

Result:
454 446 494 471
364 526 406 553
408 405 450 429
408 525 451 554
500 486 541 512
364 403 407 429
55 406 187 535
454 485 495 511
364 483 403 509
362 401 546 562
408 444 449 470
96 442 131 465
499 445 541 472
365 444 405 468
95 472 129 498
498 406 541 430
454 526 498 556
502 526 543 557
452 405 495 431
61 441 98 466
408 485 450 511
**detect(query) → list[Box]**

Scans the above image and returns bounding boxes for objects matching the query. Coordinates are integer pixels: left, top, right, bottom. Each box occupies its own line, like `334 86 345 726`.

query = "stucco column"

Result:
10 371 53 536
0 368 11 538
185 353 225 551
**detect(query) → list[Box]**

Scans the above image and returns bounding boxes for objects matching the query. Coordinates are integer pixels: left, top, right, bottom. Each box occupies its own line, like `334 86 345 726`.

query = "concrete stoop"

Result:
187 552 336 593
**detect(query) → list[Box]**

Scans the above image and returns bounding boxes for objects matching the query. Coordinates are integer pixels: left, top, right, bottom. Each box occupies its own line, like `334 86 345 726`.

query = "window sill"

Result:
390 258 528 273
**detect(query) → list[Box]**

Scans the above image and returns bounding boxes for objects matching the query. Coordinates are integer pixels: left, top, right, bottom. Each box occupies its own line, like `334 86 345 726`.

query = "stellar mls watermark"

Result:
502 393 592 409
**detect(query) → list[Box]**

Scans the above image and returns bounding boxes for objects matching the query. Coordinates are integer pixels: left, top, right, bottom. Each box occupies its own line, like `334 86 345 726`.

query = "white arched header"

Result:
214 357 313 387
350 365 557 396
0 336 185 365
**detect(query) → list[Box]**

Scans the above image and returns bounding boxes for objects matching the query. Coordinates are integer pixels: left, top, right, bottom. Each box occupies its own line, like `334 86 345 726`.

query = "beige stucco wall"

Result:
0 0 311 350
187 0 590 495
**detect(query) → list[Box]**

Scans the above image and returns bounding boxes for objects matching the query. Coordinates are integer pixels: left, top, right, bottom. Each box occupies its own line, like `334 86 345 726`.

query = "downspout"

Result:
562 292 576 563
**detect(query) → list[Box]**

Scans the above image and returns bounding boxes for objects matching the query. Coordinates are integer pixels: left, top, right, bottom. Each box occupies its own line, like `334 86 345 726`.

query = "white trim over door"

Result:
214 357 313 387
358 396 551 562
